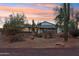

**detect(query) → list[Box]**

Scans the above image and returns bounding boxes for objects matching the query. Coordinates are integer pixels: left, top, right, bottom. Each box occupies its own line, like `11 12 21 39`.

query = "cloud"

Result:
27 16 56 20
33 3 61 9
0 6 54 14
0 4 58 21
0 6 56 19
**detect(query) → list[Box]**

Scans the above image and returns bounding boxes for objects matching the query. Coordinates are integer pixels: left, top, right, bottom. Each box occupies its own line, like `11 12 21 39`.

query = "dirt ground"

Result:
0 32 79 48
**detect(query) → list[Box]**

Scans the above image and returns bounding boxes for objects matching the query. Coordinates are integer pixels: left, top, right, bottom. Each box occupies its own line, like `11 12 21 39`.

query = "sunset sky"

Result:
0 3 78 28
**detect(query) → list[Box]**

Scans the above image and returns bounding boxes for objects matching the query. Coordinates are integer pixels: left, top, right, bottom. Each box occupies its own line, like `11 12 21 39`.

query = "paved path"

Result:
0 48 79 56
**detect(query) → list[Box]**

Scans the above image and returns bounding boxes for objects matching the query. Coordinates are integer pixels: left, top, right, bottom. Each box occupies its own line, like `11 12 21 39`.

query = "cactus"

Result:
63 3 70 42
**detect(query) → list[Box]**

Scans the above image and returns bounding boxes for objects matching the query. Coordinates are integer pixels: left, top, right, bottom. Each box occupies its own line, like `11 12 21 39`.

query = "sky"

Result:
0 3 78 28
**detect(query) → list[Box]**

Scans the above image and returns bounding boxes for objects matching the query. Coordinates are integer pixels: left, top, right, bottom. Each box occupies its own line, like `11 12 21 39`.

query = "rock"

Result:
55 42 65 48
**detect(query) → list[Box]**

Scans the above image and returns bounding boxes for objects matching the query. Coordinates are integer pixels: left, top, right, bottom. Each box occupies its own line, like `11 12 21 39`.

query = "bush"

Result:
69 29 79 37
10 34 24 43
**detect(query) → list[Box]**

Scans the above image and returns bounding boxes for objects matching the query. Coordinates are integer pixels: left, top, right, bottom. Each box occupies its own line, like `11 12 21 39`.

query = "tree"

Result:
55 3 70 42
55 8 64 33
75 12 79 29
68 20 76 30
3 13 26 42
56 8 64 25
32 20 36 33
3 13 25 33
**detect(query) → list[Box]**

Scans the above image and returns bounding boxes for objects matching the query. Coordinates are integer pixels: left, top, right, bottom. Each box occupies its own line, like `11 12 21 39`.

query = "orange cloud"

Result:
27 16 56 20
0 5 57 21
0 6 54 14
0 6 56 18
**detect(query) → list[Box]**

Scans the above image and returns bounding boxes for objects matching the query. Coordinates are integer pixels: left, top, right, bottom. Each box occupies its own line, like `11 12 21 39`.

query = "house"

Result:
17 21 57 33
37 21 56 33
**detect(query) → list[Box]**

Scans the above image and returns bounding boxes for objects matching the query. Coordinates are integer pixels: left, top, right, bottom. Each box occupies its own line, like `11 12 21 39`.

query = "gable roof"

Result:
16 21 56 29
37 21 55 25
37 21 56 29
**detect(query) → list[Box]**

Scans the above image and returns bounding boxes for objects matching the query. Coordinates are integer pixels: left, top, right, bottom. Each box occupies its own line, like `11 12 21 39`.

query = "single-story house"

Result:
37 21 56 33
16 21 57 33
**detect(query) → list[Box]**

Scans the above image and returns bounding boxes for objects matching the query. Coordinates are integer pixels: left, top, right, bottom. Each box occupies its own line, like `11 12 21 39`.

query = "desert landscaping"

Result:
0 31 78 48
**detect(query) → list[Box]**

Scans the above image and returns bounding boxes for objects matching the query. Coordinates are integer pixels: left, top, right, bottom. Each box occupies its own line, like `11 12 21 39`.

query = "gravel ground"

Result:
0 32 79 48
